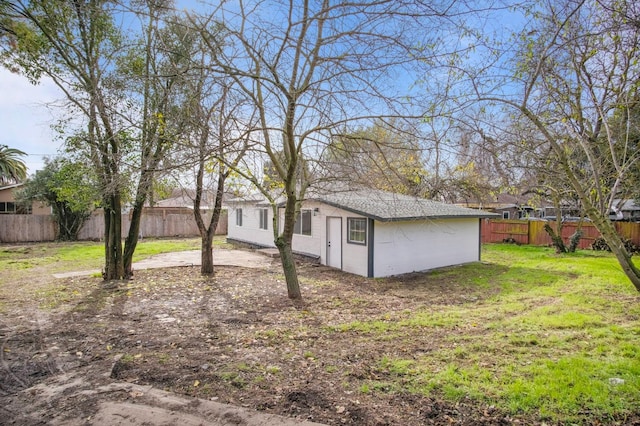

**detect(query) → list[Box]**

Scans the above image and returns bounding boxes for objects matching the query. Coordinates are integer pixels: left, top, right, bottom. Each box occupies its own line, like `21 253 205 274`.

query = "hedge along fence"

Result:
0 208 228 243
481 219 640 249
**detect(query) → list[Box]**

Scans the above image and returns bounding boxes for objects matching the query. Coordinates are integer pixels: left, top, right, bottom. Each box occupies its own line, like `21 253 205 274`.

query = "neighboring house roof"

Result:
228 188 498 221
455 192 554 211
154 194 198 208
152 189 226 209
612 199 640 212
0 183 24 192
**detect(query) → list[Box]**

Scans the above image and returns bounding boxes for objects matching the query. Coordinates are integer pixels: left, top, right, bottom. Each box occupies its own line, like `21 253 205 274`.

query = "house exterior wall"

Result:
227 203 275 248
314 203 369 276
0 187 14 202
30 202 51 215
227 201 334 259
0 185 50 215
227 200 482 278
373 217 480 277
226 201 369 271
288 201 323 258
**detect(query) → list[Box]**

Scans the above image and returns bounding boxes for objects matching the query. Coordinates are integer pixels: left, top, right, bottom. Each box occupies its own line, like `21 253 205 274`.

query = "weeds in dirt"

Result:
157 353 171 364
265 365 281 374
2 241 640 425
34 284 83 309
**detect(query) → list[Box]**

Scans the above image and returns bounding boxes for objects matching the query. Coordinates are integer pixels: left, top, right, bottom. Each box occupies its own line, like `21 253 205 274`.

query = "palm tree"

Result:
0 145 27 185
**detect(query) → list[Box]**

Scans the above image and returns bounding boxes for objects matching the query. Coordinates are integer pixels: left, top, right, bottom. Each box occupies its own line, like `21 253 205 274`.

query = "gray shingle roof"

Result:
315 189 498 221
227 188 498 221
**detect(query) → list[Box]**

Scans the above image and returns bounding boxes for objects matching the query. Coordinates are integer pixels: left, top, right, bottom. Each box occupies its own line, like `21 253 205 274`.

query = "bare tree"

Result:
323 120 427 196
121 0 181 277
1 0 181 280
195 0 446 300
2 0 130 279
155 13 255 275
191 86 253 275
444 0 640 291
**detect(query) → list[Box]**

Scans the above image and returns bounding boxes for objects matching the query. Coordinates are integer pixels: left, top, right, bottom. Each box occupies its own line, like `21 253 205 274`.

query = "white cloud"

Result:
0 68 65 175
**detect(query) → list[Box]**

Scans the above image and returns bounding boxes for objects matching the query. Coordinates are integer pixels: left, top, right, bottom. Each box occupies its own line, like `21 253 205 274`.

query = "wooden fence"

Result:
0 208 227 243
481 219 640 249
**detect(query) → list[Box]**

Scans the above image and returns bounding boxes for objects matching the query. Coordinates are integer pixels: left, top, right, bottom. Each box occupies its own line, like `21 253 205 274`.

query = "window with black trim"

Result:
259 208 268 230
236 208 243 226
293 209 312 236
0 202 16 214
347 218 367 245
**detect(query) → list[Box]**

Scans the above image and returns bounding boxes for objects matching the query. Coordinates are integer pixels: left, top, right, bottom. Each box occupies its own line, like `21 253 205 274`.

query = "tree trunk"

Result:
196 189 224 275
567 227 583 253
199 177 225 275
124 165 160 277
55 203 88 241
275 236 302 299
277 191 302 300
123 199 144 278
201 236 214 275
544 222 567 253
591 215 640 292
103 195 124 280
608 241 640 292
195 205 216 274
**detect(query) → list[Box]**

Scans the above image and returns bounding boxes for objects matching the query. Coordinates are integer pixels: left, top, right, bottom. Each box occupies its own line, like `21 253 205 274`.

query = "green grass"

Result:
332 310 462 334
0 237 208 310
333 244 640 424
0 237 205 275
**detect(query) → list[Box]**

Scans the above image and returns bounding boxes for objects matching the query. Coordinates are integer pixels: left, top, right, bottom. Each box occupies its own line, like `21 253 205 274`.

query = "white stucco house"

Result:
226 188 498 278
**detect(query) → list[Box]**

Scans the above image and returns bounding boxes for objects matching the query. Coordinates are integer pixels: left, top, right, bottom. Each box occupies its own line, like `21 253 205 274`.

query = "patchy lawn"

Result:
1 240 639 425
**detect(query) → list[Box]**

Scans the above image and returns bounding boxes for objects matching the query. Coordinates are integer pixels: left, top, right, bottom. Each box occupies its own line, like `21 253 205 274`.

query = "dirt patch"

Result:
0 254 618 425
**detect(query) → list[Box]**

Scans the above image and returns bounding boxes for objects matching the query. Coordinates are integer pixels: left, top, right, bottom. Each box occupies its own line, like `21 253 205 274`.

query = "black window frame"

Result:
259 208 268 230
0 202 16 214
293 209 312 236
236 208 243 226
347 217 367 245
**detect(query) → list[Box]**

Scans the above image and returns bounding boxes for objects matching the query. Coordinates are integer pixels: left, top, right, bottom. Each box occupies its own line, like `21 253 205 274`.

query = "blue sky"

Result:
0 1 528 178
0 67 63 176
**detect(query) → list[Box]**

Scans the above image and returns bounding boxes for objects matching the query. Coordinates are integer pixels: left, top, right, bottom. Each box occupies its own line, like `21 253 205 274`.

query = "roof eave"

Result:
376 213 500 222
318 199 499 221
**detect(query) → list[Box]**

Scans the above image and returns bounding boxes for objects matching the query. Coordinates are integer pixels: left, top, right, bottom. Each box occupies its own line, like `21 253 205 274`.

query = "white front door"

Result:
326 217 342 269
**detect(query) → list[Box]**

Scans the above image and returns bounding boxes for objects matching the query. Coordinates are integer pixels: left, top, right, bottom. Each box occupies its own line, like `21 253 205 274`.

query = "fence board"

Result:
1 208 228 243
482 219 640 249
528 220 549 246
0 215 56 243
616 222 640 244
481 219 529 244
559 222 600 249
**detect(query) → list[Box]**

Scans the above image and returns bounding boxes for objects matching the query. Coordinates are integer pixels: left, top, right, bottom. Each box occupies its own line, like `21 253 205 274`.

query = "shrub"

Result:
591 237 639 254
